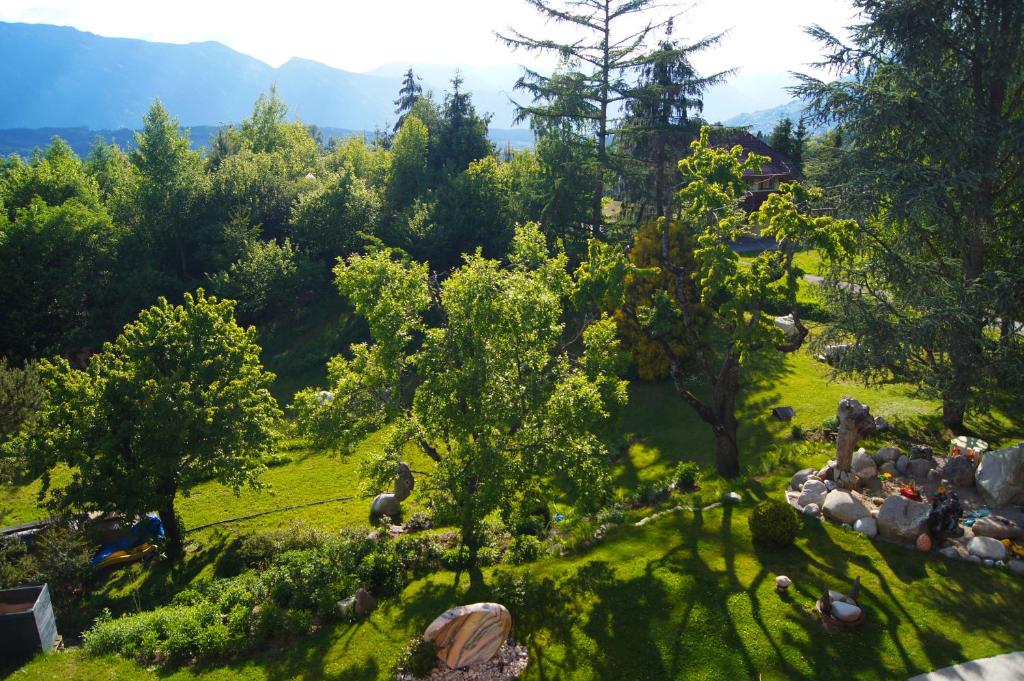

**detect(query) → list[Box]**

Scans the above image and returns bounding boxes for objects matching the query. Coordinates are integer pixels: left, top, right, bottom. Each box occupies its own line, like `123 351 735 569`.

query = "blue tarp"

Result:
90 514 164 565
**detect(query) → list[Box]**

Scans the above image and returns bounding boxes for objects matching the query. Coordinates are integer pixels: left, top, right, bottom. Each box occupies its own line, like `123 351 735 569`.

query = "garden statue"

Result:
835 397 877 489
370 462 415 522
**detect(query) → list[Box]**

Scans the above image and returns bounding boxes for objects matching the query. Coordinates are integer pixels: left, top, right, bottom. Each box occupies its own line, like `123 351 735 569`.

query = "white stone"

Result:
723 491 742 503
775 314 799 338
797 479 829 507
803 503 820 516
830 601 862 622
853 517 877 538
967 536 1008 561
790 468 816 491
822 490 871 524
976 446 1024 506
876 495 930 543
1008 560 1024 576
828 589 854 604
776 575 792 589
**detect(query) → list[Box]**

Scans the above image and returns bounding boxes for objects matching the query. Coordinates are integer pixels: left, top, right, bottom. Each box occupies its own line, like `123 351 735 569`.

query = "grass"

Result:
5 276 1024 679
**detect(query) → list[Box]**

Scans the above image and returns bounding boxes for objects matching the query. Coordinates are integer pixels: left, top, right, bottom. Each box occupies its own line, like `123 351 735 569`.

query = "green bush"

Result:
404 511 433 532
394 535 444 574
396 637 439 678
506 535 543 565
821 415 839 431
748 499 799 548
673 462 700 490
440 545 471 570
357 541 406 597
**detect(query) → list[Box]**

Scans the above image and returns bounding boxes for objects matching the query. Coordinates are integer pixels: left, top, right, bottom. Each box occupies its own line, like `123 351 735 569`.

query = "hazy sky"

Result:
1 0 857 77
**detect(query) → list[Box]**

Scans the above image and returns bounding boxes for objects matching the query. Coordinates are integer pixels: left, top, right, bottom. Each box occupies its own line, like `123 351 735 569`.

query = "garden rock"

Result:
967 536 1007 561
798 479 829 507
896 455 911 476
822 490 870 524
790 468 817 491
853 517 877 538
976 446 1024 506
354 588 377 617
971 515 1024 541
851 448 877 479
803 503 820 516
423 603 512 669
942 456 975 487
874 447 901 466
879 462 897 476
876 495 930 543
910 444 934 460
1009 560 1024 576
830 601 862 623
371 493 401 519
906 458 934 479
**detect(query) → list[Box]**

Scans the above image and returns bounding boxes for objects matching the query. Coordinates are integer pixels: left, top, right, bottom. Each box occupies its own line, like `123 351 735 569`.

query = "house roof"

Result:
708 128 803 181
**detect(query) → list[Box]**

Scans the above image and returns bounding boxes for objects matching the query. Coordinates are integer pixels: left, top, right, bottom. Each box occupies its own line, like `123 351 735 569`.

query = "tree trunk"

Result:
159 498 183 560
941 394 967 434
713 423 740 479
711 359 741 478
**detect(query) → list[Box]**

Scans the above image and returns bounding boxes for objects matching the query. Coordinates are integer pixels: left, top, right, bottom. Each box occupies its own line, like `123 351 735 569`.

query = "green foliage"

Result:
0 358 45 452
796 0 1024 429
289 166 379 262
15 290 281 558
506 535 543 565
0 137 102 218
0 524 92 605
396 637 439 678
748 498 799 547
386 115 430 213
673 461 700 490
207 237 302 324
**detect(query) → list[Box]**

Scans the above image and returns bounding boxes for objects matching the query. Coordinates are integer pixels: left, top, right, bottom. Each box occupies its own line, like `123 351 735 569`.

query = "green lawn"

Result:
5 305 1024 680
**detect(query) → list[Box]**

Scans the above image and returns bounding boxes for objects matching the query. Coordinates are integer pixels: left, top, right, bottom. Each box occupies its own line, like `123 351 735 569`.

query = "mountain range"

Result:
0 20 810 150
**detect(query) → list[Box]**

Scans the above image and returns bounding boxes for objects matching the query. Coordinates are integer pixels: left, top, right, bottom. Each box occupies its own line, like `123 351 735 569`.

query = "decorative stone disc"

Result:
422 602 512 669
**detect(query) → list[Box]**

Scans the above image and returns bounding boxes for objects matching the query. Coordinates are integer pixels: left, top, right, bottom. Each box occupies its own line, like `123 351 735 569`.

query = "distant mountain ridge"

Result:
0 21 523 131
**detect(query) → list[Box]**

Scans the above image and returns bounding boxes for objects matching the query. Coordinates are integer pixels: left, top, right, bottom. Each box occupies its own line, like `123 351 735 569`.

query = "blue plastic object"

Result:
90 514 164 566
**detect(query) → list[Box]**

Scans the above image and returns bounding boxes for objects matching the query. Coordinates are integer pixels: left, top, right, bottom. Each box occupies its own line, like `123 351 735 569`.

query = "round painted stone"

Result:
422 602 512 669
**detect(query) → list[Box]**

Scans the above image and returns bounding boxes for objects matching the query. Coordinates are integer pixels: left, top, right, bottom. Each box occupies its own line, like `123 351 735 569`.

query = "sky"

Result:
0 0 857 77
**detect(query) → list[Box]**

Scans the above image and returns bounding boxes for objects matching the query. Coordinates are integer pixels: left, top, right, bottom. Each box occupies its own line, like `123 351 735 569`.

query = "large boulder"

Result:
942 456 975 487
797 479 829 508
423 603 512 669
906 458 935 480
822 490 871 524
876 495 930 543
971 515 1024 541
851 448 878 480
910 444 934 460
896 455 911 476
967 536 1007 561
371 493 401 519
790 468 817 491
874 447 901 466
976 446 1024 506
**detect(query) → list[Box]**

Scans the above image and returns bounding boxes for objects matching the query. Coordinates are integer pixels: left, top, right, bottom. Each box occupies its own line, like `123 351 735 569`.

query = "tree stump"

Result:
835 397 876 489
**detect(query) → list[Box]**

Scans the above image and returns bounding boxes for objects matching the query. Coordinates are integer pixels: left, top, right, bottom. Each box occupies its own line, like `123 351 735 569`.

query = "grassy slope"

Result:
6 263 1024 679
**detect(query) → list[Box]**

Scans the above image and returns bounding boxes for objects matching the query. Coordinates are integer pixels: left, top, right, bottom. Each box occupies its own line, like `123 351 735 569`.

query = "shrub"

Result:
506 535 543 565
396 637 439 678
673 462 700 490
357 542 406 597
513 513 549 537
394 535 444 574
404 511 433 532
790 424 805 441
821 415 839 431
748 499 799 547
440 545 471 571
637 476 674 504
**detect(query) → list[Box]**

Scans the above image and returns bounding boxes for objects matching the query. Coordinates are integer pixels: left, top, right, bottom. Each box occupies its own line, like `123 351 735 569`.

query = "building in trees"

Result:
709 129 804 212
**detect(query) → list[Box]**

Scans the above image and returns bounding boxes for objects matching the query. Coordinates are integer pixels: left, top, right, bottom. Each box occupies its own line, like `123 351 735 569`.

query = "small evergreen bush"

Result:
673 461 700 490
748 499 799 547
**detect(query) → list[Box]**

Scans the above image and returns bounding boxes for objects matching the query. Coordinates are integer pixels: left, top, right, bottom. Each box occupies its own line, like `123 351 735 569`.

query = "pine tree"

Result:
498 0 686 230
393 68 423 133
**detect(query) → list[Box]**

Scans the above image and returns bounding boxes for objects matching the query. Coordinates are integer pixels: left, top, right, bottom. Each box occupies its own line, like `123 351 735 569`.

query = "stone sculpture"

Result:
423 603 512 669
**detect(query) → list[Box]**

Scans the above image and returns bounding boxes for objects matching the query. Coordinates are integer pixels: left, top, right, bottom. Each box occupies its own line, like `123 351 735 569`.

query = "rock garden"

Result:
787 397 1024 575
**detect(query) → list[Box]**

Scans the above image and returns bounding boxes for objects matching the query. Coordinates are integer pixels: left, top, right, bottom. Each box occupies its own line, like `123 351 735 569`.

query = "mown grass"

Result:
5 277 1024 679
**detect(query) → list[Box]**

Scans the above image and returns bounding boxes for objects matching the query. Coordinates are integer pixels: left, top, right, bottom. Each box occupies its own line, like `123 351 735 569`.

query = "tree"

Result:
294 224 627 581
791 116 807 174
386 115 430 213
18 290 281 559
0 198 124 359
207 238 302 324
433 74 493 175
619 22 729 217
393 68 424 133
0 137 102 219
612 128 853 476
128 101 209 280
498 0 685 229
794 0 1024 431
768 117 794 161
289 166 380 262
0 359 44 478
